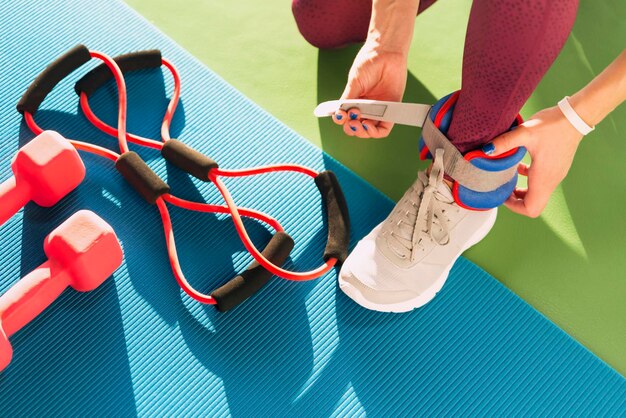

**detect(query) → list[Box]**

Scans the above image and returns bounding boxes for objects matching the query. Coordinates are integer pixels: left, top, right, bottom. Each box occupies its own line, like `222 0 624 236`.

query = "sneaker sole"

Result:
339 209 498 313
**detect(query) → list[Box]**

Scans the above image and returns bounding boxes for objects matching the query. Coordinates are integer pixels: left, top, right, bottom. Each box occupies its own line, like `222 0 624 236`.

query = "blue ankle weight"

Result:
419 92 526 210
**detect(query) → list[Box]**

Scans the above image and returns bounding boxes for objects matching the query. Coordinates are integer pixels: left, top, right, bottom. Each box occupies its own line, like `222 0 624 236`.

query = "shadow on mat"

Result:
114 100 312 415
0 117 137 415
304 5 626 411
0 72 182 413
155 160 283 322
1 67 325 415
83 67 289 324
315 2 626 376
173 168 336 415
85 68 186 161
462 1 626 371
177 274 315 416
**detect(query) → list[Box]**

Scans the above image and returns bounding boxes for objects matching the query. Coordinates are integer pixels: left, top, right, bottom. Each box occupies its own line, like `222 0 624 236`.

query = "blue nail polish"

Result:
482 142 495 155
335 114 343 120
350 126 357 132
349 113 358 120
362 124 368 131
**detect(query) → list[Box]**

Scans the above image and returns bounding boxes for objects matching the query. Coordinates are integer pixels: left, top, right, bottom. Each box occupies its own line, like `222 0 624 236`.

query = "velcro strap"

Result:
421 117 517 193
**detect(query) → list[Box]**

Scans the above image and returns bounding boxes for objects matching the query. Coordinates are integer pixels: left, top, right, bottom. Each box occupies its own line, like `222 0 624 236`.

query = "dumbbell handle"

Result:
0 177 32 226
0 260 71 338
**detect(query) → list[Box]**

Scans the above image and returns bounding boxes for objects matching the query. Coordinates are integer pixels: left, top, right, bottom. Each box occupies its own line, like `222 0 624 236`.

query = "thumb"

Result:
483 127 529 156
341 75 363 100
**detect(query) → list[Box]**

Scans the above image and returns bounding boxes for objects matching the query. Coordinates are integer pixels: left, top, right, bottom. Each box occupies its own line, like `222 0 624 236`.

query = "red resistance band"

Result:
20 47 348 307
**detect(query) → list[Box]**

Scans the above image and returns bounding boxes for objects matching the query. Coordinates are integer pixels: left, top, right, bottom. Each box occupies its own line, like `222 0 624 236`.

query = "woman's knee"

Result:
291 0 371 49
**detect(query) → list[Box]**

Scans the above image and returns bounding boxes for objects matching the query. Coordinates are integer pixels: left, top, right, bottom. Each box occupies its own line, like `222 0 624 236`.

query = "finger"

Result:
504 193 523 215
517 163 530 176
513 187 527 198
344 119 367 137
354 120 371 138
341 77 363 100
361 120 379 137
522 176 552 218
503 190 536 216
506 169 552 218
504 195 529 216
485 127 529 157
343 120 357 136
369 121 394 139
346 108 361 122
333 109 348 125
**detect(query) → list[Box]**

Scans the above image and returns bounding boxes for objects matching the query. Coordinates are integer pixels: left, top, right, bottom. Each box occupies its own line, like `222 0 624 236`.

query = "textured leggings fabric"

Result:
291 0 437 49
292 0 579 153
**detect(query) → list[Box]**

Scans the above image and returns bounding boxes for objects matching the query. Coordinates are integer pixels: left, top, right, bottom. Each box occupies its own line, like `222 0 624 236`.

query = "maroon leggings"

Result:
292 0 578 152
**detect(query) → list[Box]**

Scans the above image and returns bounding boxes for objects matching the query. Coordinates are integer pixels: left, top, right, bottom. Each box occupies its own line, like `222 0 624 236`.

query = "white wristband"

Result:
557 96 595 136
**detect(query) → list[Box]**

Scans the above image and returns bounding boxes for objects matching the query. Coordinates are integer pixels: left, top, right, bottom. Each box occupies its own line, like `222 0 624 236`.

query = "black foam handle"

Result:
161 139 219 181
74 50 162 96
314 171 350 264
17 45 92 115
211 232 295 312
115 151 170 204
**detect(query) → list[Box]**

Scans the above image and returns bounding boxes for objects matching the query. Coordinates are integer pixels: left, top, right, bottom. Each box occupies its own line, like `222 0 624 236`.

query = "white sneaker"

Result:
339 149 497 313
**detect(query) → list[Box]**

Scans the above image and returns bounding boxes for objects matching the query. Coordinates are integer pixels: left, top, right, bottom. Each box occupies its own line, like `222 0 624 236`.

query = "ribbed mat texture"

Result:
0 1 624 416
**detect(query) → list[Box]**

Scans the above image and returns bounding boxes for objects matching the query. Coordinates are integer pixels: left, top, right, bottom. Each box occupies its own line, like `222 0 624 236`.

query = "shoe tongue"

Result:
435 179 453 202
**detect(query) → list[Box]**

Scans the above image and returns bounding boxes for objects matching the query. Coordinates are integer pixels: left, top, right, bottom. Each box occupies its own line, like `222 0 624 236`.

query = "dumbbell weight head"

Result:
0 211 122 371
43 210 123 292
12 131 85 207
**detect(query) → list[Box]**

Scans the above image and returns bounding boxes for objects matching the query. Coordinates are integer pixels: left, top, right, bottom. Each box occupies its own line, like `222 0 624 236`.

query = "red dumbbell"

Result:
0 131 86 226
0 210 123 371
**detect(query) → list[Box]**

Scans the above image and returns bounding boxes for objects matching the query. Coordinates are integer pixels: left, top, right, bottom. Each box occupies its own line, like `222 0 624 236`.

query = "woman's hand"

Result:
333 43 408 139
486 106 583 218
487 48 626 218
331 0 419 139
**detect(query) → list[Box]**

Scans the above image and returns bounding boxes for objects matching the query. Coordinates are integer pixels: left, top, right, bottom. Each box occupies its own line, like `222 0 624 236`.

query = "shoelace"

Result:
389 148 451 261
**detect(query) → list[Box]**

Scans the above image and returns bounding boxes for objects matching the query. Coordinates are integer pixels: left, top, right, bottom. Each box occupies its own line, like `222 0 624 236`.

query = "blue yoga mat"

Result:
0 1 624 416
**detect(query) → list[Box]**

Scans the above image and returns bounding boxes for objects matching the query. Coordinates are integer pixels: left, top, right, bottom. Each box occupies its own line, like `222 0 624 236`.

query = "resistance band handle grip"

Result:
160 139 218 181
211 232 295 312
74 49 162 96
115 152 170 205
315 171 350 264
17 45 92 115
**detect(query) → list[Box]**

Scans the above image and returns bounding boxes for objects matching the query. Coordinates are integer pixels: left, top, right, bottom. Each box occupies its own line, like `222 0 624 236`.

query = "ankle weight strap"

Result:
419 92 526 210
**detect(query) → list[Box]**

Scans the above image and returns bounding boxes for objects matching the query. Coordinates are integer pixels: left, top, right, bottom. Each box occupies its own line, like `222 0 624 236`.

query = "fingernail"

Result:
335 113 343 120
350 126 357 132
362 124 368 131
349 112 358 120
482 142 495 155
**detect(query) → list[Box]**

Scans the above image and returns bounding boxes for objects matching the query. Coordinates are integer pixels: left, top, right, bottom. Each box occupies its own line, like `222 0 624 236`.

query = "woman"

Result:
293 0 626 312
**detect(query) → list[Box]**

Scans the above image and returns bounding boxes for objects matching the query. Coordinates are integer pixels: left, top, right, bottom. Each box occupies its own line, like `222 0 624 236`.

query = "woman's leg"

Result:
292 0 437 49
447 0 579 153
293 0 579 152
